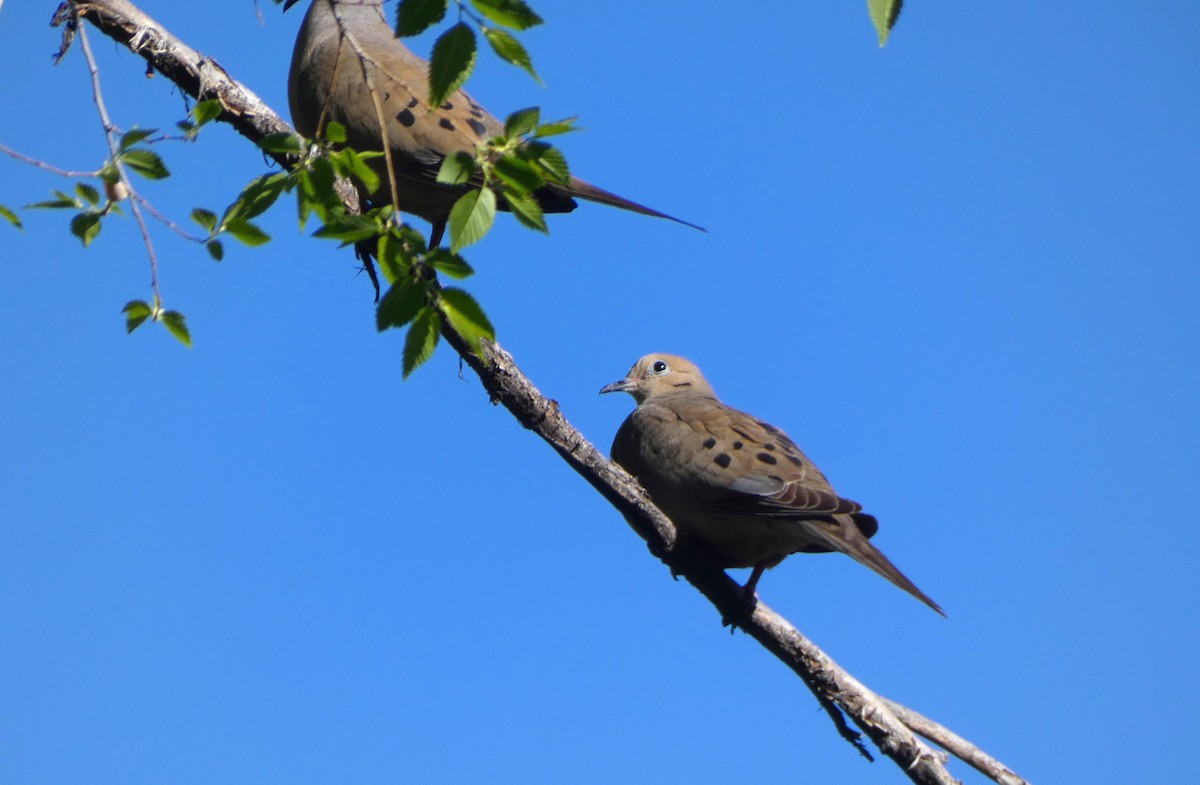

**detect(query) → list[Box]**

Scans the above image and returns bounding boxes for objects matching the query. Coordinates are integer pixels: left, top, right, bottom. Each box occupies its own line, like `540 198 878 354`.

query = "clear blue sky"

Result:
2 2 1198 783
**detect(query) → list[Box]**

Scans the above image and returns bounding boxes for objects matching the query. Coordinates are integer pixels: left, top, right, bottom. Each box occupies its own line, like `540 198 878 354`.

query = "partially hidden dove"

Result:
601 353 943 615
285 0 702 247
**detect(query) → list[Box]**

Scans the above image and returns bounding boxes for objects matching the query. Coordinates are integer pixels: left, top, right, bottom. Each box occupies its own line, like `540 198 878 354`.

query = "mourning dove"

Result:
601 354 943 615
285 0 701 247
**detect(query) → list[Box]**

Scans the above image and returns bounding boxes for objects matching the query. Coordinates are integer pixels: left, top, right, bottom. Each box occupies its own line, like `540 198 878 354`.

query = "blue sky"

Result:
2 1 1198 783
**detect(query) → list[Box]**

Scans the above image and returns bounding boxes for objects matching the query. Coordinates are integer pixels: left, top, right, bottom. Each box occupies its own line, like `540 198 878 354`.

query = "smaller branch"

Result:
0 142 99 178
883 699 1029 785
74 10 162 305
130 192 204 243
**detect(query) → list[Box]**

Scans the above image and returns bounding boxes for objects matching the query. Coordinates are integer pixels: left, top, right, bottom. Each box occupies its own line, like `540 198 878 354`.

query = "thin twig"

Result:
0 141 99 178
73 8 162 306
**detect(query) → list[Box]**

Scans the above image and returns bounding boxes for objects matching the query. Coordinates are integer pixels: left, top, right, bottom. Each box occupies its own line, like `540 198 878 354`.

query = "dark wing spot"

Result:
396 109 415 127
441 101 454 110
757 452 778 465
469 108 485 119
732 441 744 450
468 100 483 111
702 438 716 449
714 453 732 469
786 454 805 467
407 98 420 108
763 443 777 451
467 118 488 137
438 118 456 131
757 420 783 435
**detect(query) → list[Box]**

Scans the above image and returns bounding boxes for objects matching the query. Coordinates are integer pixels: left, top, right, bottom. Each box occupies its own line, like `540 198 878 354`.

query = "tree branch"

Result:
54 3 1031 783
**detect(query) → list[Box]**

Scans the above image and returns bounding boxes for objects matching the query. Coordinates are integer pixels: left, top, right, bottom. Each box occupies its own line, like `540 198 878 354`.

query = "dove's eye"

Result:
650 360 669 375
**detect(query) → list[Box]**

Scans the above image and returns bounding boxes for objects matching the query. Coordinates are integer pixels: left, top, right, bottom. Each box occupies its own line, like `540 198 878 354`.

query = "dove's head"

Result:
600 353 716 403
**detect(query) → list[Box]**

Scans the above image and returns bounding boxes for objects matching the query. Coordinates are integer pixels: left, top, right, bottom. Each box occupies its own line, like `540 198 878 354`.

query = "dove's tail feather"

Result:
811 517 945 616
555 176 707 233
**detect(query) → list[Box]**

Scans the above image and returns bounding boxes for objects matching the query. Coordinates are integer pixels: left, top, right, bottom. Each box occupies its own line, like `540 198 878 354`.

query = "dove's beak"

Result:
599 378 635 395
282 0 303 11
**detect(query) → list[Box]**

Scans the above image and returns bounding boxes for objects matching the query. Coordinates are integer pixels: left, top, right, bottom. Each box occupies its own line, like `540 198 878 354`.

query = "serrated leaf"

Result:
313 212 382 243
0 204 21 229
119 128 156 150
376 228 425 283
493 155 544 194
483 28 539 82
447 187 496 252
334 148 381 194
427 248 474 279
323 121 347 144
469 0 543 30
396 0 448 36
402 307 441 378
160 310 192 348
377 276 428 331
228 172 290 222
438 287 495 355
121 149 170 180
503 187 546 232
121 300 153 333
75 183 101 206
98 165 120 185
192 99 223 126
70 212 101 247
437 151 477 185
428 23 477 111
27 191 80 210
868 0 903 46
223 218 270 246
259 132 305 154
532 116 579 138
206 239 224 261
503 106 540 138
526 142 569 185
191 207 218 233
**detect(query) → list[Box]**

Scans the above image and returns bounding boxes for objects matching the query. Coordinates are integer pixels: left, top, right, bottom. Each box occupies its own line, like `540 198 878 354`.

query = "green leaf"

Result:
27 191 80 210
122 300 153 333
525 142 569 184
259 132 305 154
334 148 381 195
323 121 347 145
119 127 157 150
313 212 382 243
483 28 539 82
223 218 270 246
0 204 21 229
402 307 441 378
192 99 223 127
503 106 540 138
447 187 496 252
206 239 224 261
493 155 544 194
437 151 478 185
121 149 170 180
427 248 474 279
160 310 192 348
97 165 120 185
75 183 101 206
868 0 903 46
191 207 219 234
375 227 425 283
70 212 102 247
469 0 543 30
428 22 477 111
438 287 495 355
532 116 579 138
228 173 291 221
377 276 428 331
503 187 546 232
396 0 448 36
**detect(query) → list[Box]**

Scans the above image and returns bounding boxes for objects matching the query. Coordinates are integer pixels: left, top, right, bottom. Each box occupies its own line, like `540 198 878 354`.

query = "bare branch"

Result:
0 142 99 178
53 2 1032 783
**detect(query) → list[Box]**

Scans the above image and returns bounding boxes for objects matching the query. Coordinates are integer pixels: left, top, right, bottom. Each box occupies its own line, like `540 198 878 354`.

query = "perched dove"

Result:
285 0 701 247
601 353 943 614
